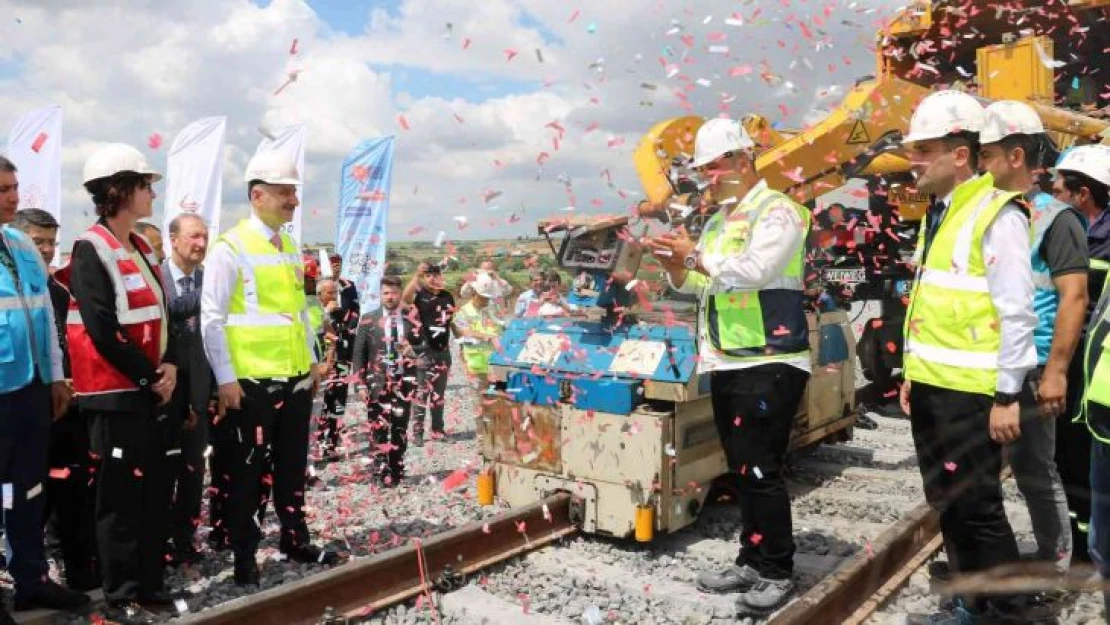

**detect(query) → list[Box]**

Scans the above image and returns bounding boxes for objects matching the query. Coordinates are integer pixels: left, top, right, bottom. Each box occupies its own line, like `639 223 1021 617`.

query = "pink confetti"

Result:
397 115 410 131
567 9 580 23
441 468 469 491
944 462 957 472
147 133 163 150
49 467 71 480
729 65 754 77
133 468 144 478
289 38 299 55
462 38 471 49
30 132 48 153
750 533 763 546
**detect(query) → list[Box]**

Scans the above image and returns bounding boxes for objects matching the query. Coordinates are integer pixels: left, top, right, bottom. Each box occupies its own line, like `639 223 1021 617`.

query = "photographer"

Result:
402 262 456 445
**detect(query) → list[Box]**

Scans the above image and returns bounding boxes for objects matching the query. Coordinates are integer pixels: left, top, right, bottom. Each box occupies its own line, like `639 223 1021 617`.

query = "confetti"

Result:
30 132 48 153
944 461 957 472
397 115 410 131
147 133 163 149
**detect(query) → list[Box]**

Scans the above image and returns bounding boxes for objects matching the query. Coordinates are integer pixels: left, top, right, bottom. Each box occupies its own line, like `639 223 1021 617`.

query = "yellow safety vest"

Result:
1081 268 1110 442
684 184 811 363
456 300 501 375
903 174 1022 396
217 220 312 379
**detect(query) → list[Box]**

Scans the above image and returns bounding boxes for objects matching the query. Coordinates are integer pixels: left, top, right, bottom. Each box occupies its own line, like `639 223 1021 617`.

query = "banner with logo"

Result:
335 137 394 313
7 105 63 223
255 124 306 244
162 116 226 236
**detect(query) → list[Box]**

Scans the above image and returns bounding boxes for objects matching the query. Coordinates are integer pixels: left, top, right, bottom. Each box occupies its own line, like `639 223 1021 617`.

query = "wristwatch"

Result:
683 250 701 270
993 391 1019 406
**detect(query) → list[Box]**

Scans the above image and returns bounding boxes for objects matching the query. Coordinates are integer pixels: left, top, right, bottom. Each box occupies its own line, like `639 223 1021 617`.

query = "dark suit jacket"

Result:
351 306 423 395
161 260 214 414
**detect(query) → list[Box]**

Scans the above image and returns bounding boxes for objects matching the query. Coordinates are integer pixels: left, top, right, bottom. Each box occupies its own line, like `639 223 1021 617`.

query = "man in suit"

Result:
352 275 422 485
161 214 219 563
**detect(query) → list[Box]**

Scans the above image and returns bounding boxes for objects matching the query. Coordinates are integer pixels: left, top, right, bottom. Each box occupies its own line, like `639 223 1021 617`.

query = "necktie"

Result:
388 315 401 374
179 275 196 331
921 198 948 265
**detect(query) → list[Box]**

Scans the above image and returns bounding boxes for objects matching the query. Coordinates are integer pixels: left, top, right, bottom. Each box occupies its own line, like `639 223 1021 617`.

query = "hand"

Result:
311 363 327 396
358 387 369 404
325 299 341 313
1037 370 1067 419
646 230 694 271
989 402 1021 444
217 381 244 420
184 408 199 430
899 380 911 416
50 381 72 421
152 363 177 406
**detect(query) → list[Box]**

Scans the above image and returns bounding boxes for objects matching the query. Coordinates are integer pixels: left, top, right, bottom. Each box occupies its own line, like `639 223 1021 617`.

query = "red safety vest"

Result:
64 224 165 395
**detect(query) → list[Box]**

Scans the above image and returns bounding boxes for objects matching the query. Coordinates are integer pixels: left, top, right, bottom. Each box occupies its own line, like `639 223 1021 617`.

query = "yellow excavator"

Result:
634 0 1110 392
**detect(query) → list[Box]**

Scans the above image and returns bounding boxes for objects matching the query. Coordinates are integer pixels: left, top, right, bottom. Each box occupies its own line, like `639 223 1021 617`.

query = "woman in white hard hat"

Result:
62 143 180 622
454 271 507 410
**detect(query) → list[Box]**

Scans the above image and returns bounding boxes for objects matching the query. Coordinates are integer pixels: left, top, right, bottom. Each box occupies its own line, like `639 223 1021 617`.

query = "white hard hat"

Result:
244 151 301 185
1056 145 1110 187
903 90 986 144
691 118 755 168
979 100 1045 144
82 143 162 185
471 273 502 299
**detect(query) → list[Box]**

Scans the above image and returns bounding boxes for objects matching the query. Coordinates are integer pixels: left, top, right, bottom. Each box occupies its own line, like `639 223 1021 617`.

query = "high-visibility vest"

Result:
216 220 312 379
1082 268 1110 442
683 184 811 363
0 226 58 393
903 174 1023 396
66 224 165 395
1029 192 1085 365
455 300 502 374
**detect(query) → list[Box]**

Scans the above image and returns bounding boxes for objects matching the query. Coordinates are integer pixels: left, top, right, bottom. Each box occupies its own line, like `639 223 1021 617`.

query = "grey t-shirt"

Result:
1040 209 1089 278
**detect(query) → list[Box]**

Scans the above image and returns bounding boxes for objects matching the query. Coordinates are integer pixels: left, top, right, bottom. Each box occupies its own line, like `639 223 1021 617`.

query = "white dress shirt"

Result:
669 180 811 374
167 258 195 288
201 214 317 386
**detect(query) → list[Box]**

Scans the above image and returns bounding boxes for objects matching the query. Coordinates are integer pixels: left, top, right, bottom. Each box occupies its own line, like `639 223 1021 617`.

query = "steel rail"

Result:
176 493 577 625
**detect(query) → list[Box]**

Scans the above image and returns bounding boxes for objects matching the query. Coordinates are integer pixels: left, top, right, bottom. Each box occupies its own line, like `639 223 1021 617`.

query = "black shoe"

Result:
138 589 189 610
280 543 341 566
0 605 16 625
208 528 231 552
234 556 261 586
102 602 160 625
13 579 91 611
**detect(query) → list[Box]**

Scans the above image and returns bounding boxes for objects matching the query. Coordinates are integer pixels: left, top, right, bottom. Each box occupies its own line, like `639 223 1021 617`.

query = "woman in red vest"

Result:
64 143 180 623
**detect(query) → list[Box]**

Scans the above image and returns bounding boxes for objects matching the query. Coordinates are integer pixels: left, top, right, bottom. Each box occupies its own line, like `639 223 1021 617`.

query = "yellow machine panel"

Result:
977 36 1056 103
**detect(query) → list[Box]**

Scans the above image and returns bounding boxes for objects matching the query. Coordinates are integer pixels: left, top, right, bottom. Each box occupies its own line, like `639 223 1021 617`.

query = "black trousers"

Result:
88 400 180 603
0 381 52 595
909 383 1020 595
317 365 350 451
45 401 97 580
168 380 211 551
413 349 451 436
222 375 313 555
367 382 412 482
207 404 232 542
1056 351 1092 562
711 364 809 580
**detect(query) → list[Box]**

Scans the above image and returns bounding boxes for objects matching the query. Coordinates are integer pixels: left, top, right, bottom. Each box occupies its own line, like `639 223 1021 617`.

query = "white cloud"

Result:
0 0 905 249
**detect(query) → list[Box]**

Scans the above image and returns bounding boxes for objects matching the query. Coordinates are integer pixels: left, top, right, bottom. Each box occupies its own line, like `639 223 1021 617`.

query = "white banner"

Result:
162 117 226 236
255 124 306 245
7 105 63 223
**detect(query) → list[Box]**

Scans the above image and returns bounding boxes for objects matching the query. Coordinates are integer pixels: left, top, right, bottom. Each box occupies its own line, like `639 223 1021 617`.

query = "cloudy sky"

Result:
0 0 905 247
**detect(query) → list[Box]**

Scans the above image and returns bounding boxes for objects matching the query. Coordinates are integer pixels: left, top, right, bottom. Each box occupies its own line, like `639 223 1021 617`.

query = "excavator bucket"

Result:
633 116 703 206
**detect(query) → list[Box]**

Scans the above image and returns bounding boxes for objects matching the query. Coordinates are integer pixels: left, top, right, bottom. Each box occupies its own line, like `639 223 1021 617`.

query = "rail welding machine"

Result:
477 215 856 541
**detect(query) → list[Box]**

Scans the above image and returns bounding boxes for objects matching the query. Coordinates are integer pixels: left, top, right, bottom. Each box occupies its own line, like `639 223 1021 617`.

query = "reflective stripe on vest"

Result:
218 221 311 379
689 185 811 362
1030 193 1083 365
903 174 1022 396
0 292 49 311
1082 265 1110 441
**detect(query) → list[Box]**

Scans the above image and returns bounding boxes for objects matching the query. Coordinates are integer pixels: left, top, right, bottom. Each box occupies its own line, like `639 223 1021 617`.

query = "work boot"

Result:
280 542 341 566
695 564 760 593
13 579 91 611
101 602 160 625
64 560 102 592
736 578 794 613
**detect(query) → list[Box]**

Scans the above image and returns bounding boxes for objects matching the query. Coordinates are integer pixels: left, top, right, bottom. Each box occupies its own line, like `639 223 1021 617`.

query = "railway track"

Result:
155 414 943 625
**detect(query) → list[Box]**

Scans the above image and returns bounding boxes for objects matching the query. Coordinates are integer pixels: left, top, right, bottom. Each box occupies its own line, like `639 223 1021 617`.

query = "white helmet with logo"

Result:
979 100 1045 144
1056 145 1110 187
691 118 755 168
902 90 986 144
244 151 301 185
82 143 162 184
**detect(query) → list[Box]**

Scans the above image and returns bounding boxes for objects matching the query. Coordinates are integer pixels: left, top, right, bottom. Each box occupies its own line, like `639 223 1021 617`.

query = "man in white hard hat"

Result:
979 101 1088 580
898 91 1040 624
647 117 811 615
200 151 340 586
1052 144 1110 615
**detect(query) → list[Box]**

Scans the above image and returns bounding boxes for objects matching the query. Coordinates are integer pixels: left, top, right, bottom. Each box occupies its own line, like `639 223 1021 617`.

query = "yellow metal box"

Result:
977 36 1055 103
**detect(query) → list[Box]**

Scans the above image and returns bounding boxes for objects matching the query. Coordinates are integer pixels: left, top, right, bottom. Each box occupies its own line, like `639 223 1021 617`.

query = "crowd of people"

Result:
0 139 603 623
642 94 1110 622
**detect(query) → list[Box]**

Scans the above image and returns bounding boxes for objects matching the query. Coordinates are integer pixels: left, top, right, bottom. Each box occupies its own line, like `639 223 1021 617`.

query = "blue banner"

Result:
336 136 395 314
